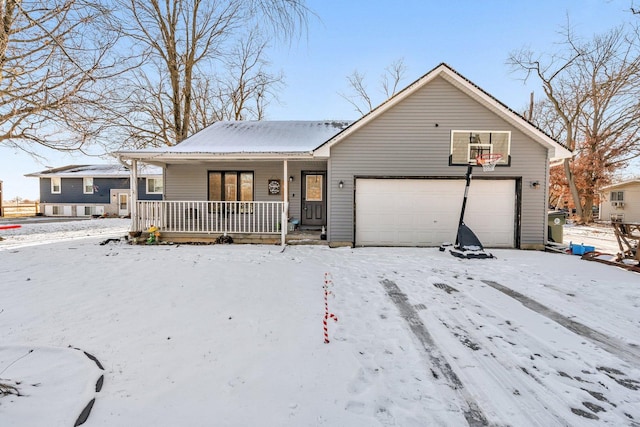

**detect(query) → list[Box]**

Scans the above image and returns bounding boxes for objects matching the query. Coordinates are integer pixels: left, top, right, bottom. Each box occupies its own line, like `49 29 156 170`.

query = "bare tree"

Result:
189 28 284 130
113 0 309 148
340 58 407 115
509 23 640 223
0 0 124 157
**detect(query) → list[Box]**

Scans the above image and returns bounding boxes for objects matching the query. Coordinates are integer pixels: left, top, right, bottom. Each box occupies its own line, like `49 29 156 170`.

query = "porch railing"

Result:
135 201 287 236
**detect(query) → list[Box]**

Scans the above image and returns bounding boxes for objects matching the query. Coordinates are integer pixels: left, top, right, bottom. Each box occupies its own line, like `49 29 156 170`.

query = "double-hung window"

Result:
611 191 624 202
83 177 94 194
51 177 61 194
147 177 163 194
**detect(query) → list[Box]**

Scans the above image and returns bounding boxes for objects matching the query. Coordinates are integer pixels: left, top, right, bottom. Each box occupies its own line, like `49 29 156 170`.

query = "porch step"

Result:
286 230 328 246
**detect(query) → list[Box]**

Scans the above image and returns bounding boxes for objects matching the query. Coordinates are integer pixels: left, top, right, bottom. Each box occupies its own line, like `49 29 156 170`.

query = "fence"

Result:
1 203 39 218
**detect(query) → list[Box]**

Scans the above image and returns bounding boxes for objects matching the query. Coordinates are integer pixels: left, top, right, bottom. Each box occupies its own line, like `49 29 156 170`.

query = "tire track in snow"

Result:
422 281 576 426
380 278 489 427
424 276 640 424
482 280 640 366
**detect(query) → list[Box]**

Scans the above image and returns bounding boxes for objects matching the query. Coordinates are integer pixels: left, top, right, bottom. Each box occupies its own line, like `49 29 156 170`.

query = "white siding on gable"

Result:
329 76 548 248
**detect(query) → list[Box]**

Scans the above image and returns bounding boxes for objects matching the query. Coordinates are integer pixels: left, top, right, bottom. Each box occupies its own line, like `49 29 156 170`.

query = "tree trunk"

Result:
563 158 584 221
582 195 594 223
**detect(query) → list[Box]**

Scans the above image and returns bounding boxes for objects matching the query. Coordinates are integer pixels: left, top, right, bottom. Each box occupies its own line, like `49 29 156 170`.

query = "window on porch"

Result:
208 172 254 213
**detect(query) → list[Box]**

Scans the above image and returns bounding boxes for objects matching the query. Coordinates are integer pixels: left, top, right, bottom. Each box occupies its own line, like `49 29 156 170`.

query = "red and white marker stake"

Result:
323 272 338 344
0 225 21 230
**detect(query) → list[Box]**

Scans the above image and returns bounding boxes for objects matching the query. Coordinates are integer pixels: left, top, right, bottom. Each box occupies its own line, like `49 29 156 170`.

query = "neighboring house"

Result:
25 164 163 217
599 180 640 223
115 63 571 249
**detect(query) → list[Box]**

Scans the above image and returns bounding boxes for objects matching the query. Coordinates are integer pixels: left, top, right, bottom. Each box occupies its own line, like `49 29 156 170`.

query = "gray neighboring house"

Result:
116 63 571 248
26 164 163 217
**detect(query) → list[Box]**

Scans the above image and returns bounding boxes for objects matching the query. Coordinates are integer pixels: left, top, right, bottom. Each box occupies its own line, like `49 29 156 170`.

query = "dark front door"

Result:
301 172 326 227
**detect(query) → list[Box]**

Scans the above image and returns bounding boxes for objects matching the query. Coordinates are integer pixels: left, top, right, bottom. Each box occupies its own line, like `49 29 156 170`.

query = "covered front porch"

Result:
134 199 287 243
115 121 348 245
125 157 329 245
133 200 328 245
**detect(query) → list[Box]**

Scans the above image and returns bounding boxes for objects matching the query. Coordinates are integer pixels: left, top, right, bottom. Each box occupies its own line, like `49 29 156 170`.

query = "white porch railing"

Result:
135 201 287 236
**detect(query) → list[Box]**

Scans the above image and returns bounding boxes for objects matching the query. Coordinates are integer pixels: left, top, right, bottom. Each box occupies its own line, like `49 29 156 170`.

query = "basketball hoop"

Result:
476 153 503 171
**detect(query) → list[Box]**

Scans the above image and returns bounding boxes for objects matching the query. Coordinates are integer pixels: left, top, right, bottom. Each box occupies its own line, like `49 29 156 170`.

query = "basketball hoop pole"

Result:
455 164 473 245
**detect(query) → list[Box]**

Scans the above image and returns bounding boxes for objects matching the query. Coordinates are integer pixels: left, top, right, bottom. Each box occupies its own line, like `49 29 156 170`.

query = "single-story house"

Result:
599 179 640 223
115 63 571 248
26 164 163 217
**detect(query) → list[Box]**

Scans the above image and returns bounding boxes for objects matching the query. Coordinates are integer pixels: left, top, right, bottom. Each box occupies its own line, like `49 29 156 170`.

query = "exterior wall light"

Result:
339 180 344 189
289 176 294 182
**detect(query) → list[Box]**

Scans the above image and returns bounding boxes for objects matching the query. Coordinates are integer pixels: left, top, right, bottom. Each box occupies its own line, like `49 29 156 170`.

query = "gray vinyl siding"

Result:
165 160 327 223
328 76 549 248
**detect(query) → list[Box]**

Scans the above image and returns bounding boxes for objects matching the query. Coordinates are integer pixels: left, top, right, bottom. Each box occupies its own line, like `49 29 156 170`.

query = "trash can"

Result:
548 211 567 243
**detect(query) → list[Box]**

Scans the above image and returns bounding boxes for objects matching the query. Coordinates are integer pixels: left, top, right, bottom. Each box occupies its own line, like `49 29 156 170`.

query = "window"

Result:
83 177 94 194
147 177 163 194
82 206 104 216
51 177 61 194
305 174 323 201
610 191 624 201
208 172 254 213
450 131 511 165
52 205 61 215
208 171 254 201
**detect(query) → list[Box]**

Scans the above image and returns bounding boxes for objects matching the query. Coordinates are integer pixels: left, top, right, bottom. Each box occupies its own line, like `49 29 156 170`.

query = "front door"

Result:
301 172 326 227
118 193 129 216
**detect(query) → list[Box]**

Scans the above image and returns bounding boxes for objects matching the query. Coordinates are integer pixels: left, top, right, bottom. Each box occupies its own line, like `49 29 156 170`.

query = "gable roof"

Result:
25 164 162 178
601 179 640 191
316 63 572 160
116 121 351 162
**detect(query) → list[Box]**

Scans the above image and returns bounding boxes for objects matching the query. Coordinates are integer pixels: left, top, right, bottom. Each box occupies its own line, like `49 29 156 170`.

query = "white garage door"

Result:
355 179 516 247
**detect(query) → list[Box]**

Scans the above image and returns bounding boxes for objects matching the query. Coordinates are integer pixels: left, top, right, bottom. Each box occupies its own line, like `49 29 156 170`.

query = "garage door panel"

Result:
355 179 515 247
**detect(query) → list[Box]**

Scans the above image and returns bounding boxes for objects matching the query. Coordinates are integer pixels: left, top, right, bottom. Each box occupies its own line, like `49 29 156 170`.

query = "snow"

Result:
1 219 639 426
25 164 162 178
563 222 622 254
120 121 352 155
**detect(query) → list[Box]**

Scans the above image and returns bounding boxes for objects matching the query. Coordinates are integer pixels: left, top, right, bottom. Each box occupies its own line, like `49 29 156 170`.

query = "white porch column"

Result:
131 159 139 231
281 160 289 246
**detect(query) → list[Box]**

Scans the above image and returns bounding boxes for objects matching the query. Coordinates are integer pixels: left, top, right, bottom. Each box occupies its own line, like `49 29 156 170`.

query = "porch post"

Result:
131 159 139 231
282 160 288 246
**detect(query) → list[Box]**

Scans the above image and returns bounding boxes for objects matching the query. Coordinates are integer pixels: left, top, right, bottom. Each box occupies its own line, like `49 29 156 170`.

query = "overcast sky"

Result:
0 0 636 200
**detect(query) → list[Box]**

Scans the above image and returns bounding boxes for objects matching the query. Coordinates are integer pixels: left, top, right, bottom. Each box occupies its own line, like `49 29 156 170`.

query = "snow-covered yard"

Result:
0 219 639 426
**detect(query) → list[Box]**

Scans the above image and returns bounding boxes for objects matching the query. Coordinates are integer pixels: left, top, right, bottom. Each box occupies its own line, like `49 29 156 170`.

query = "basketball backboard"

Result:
449 130 511 166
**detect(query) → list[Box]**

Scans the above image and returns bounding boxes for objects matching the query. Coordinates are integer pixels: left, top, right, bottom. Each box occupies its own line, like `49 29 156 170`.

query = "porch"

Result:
134 200 289 243
132 200 327 245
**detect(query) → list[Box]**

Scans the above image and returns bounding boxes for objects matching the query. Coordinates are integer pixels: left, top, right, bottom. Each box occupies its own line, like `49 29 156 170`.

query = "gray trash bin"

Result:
548 211 567 243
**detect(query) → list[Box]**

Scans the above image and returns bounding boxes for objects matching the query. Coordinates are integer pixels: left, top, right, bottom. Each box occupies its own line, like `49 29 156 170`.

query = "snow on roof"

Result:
601 179 640 190
164 120 352 154
25 164 162 178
